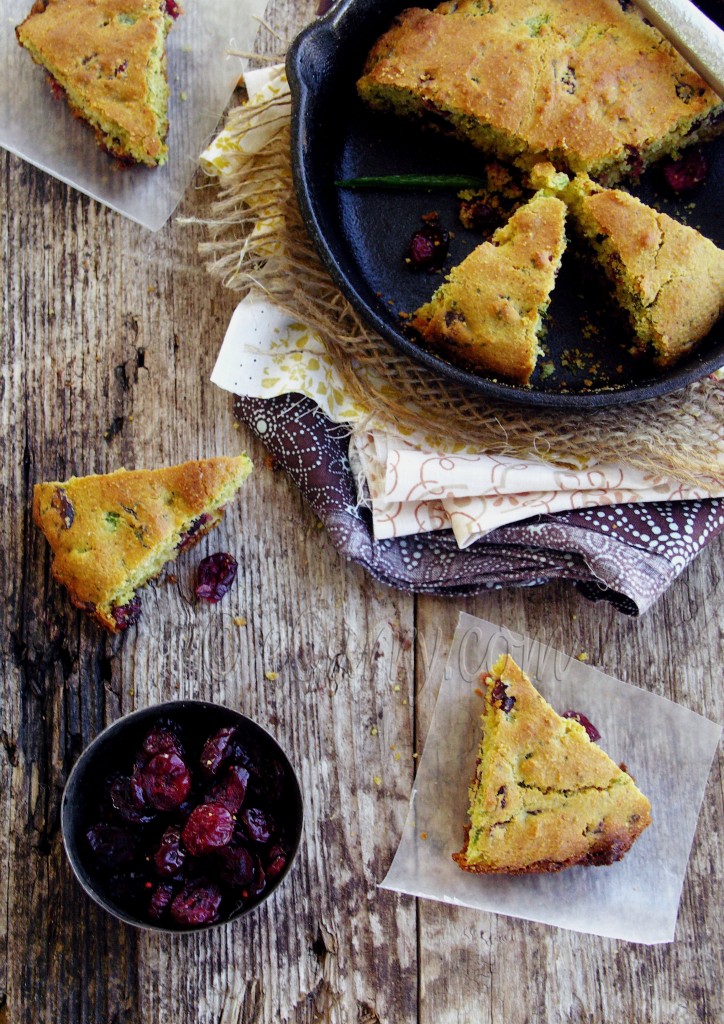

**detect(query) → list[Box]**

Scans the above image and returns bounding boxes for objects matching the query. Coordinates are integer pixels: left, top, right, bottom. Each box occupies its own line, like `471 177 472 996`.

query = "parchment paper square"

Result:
1 0 268 229
381 613 721 943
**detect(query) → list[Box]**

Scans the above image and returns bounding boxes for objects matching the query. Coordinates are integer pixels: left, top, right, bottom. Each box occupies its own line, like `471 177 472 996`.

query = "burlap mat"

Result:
198 85 724 490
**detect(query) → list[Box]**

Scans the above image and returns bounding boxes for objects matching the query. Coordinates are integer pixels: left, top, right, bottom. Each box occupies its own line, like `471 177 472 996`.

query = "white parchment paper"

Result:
381 613 721 943
1 0 268 229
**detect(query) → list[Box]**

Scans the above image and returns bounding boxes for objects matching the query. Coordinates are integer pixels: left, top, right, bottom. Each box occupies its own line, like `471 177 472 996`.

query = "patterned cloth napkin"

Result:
203 67 724 614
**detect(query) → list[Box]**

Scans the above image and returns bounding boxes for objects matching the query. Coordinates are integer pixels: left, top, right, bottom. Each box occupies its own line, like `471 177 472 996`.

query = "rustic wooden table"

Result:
1 1 722 1021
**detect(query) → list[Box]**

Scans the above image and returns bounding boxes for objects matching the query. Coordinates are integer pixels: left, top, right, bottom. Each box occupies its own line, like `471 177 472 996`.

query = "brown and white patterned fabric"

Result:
235 394 724 615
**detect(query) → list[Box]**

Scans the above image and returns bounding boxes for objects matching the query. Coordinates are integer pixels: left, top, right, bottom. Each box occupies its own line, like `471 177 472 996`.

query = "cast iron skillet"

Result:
287 0 723 409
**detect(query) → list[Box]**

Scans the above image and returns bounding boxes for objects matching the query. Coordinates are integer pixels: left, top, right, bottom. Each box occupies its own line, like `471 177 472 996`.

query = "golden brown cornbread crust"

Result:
411 194 566 385
358 0 723 182
16 0 175 165
566 175 724 366
453 655 651 874
33 455 252 632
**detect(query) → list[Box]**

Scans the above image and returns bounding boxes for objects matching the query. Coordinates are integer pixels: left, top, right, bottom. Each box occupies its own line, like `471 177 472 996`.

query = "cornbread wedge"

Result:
33 455 252 632
16 0 181 166
411 193 566 385
357 0 723 183
454 655 651 874
566 175 724 367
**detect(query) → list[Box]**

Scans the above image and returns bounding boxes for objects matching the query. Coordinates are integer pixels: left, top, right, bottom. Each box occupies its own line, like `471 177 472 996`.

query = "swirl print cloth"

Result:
234 392 724 614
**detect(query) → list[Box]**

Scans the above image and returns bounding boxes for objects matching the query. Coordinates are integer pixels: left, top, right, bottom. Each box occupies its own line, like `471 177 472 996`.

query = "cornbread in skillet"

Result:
33 455 252 632
357 0 723 183
453 655 651 874
16 0 180 166
411 193 566 385
566 175 724 367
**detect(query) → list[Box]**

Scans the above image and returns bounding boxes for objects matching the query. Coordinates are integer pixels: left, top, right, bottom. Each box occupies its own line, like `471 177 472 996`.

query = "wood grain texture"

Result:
1 0 722 1020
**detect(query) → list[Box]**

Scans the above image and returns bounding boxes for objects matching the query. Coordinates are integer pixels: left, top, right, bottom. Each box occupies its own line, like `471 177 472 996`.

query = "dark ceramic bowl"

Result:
287 0 724 408
61 701 303 933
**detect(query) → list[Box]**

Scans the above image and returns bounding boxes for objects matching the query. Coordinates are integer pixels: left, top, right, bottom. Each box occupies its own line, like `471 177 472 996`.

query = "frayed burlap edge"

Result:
196 89 724 488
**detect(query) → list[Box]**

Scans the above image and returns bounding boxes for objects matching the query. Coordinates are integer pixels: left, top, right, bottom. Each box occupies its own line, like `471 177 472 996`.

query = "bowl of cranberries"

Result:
61 702 303 932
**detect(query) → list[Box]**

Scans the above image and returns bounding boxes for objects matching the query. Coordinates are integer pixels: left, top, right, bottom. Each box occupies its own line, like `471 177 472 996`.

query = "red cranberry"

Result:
108 773 155 825
139 724 185 764
199 727 237 778
148 883 175 921
170 880 223 927
107 870 153 909
490 680 516 713
48 77 66 101
86 824 136 870
195 552 238 603
138 752 191 811
249 861 267 898
405 214 449 272
265 845 287 882
240 807 275 845
164 0 182 18
663 148 708 193
562 710 601 742
112 596 142 631
216 844 256 888
177 513 212 552
457 195 500 233
50 487 74 528
153 826 188 877
206 765 249 814
624 145 644 178
182 804 234 856
249 756 286 803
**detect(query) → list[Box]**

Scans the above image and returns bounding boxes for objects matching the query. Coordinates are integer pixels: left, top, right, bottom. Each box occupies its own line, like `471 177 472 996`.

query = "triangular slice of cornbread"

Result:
454 655 651 874
411 194 566 385
33 455 252 632
566 174 724 368
16 0 181 166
